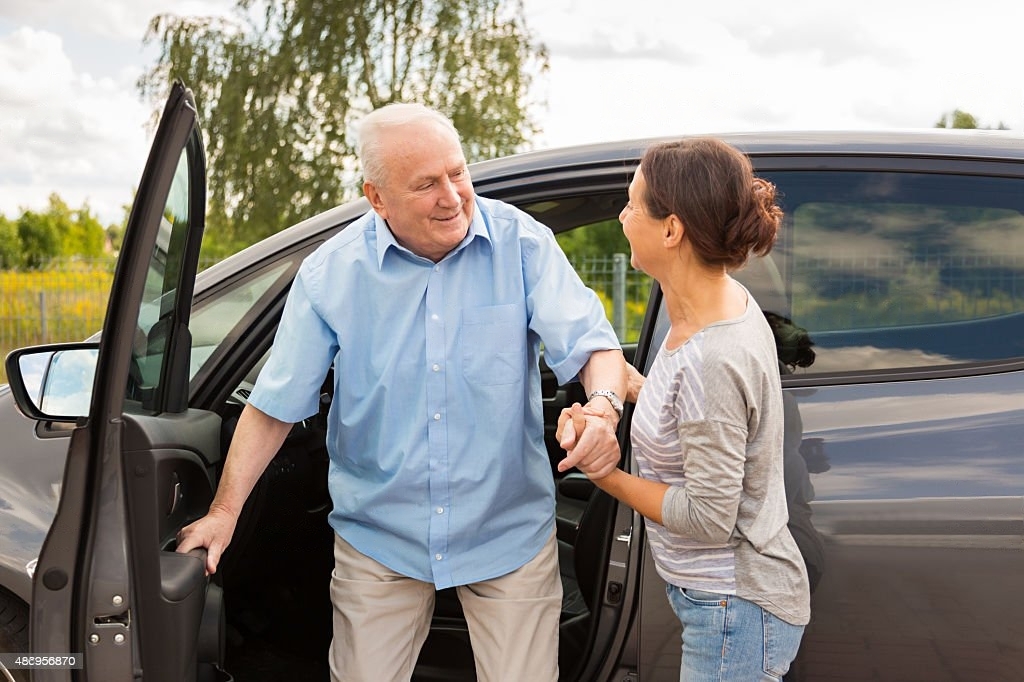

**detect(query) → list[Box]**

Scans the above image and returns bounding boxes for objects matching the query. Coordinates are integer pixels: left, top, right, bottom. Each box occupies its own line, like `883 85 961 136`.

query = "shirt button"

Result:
435 554 443 561
432 364 440 372
431 313 439 321
436 507 444 514
434 266 441 272
433 413 441 421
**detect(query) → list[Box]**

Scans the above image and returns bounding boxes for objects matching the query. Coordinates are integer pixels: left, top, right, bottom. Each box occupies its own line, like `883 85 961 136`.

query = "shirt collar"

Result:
373 197 492 269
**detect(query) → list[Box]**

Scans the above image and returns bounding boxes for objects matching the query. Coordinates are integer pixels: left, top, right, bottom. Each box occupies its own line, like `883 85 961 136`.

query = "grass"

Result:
0 261 113 384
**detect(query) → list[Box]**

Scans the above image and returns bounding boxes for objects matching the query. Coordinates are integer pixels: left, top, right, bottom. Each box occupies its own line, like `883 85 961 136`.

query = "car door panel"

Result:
28 81 219 682
786 374 1024 679
122 410 221 680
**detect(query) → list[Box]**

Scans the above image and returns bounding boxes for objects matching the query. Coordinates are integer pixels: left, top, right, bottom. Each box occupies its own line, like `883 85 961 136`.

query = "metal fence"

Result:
1 255 651 383
1 260 115 382
570 254 652 342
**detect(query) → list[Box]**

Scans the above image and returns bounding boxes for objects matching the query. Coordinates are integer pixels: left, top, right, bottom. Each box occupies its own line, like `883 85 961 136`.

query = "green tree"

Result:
0 213 19 269
935 109 1009 130
139 0 548 256
556 219 630 263
16 209 61 269
5 196 109 270
39 194 106 258
67 205 107 258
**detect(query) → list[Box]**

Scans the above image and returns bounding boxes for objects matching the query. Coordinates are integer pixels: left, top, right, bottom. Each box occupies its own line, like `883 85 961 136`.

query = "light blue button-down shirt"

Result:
248 195 619 588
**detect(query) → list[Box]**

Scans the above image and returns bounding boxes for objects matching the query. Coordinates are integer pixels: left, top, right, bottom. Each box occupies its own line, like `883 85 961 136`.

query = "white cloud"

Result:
0 0 235 41
1 0 1022 227
522 0 1024 147
0 27 151 224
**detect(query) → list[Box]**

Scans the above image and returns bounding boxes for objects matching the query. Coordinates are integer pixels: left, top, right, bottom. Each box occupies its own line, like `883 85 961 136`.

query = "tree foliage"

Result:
556 219 630 263
0 215 17 269
138 0 549 255
0 195 108 270
935 108 1009 130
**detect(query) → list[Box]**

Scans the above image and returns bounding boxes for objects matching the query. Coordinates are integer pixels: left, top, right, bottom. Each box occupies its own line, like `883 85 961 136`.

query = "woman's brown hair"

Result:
640 137 782 270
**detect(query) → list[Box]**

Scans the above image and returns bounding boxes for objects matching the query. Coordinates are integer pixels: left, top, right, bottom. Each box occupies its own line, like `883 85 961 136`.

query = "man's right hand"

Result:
175 505 239 575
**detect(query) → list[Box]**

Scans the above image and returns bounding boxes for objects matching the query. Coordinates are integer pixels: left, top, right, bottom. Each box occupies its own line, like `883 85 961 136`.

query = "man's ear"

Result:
364 181 388 219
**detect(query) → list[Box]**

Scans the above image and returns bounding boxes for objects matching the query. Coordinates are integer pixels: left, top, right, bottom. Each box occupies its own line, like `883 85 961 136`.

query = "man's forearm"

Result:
578 348 627 402
210 404 294 518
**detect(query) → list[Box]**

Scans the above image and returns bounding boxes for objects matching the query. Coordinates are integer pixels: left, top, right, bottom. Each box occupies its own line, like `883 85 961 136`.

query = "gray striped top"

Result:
631 289 811 625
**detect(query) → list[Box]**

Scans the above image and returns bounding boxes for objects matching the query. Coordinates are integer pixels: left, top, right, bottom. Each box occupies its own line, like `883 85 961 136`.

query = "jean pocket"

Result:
762 609 805 677
681 588 729 607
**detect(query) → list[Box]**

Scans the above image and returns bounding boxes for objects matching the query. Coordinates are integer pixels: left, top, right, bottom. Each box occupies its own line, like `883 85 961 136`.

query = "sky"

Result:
0 0 1021 226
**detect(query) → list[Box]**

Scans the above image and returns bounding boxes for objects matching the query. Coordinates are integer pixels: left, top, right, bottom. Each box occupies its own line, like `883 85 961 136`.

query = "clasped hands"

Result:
556 401 621 480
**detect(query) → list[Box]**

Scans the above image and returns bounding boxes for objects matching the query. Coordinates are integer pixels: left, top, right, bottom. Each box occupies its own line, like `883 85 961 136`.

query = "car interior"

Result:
203 346 638 682
189 192 647 681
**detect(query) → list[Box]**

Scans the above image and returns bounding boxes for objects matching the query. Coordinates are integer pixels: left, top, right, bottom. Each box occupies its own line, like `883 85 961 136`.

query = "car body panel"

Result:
639 369 1024 679
0 387 66 604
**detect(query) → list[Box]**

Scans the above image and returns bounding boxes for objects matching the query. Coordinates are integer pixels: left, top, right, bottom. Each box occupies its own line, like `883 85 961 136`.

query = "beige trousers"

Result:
328 531 562 682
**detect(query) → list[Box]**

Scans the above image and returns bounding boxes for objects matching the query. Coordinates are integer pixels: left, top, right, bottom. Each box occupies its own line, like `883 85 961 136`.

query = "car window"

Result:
188 259 297 384
128 147 192 404
525 195 652 344
736 171 1024 375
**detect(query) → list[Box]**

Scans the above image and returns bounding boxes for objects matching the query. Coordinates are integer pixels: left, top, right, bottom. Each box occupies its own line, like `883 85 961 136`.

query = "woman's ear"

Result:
664 214 684 247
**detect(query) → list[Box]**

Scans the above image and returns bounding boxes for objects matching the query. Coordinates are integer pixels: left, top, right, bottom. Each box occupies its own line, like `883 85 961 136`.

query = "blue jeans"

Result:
666 585 805 681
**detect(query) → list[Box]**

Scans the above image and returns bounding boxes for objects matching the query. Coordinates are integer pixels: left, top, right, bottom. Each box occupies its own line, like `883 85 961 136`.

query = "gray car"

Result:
2 82 1023 681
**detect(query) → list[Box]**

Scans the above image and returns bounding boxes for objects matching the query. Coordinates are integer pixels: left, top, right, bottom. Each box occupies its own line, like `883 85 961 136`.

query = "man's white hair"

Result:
355 103 462 187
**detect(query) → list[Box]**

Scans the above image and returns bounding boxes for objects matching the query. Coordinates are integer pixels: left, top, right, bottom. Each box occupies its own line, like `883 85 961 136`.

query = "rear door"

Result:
634 151 1024 680
31 81 221 682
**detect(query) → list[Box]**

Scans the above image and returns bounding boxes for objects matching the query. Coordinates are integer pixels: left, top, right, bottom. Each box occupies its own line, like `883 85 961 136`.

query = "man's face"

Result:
364 122 475 262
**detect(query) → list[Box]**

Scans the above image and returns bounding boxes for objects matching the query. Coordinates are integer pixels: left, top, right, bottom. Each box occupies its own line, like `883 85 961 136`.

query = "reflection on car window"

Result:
736 171 1024 374
129 147 191 406
188 259 296 385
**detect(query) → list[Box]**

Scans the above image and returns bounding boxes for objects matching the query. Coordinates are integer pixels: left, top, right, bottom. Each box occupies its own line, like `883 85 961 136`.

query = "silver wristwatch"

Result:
588 389 624 418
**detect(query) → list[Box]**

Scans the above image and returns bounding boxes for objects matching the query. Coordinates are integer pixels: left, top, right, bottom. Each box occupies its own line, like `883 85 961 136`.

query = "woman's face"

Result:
619 166 663 274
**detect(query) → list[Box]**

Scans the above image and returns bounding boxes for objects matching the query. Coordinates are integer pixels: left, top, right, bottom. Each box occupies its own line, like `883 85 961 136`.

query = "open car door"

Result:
26 81 223 681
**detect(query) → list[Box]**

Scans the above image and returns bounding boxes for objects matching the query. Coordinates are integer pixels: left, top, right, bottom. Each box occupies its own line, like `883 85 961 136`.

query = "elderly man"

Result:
177 103 626 681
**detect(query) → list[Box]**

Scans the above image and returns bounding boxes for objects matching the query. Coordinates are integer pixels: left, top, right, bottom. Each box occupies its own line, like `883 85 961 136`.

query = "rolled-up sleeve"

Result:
247 266 339 423
661 419 746 544
520 224 620 384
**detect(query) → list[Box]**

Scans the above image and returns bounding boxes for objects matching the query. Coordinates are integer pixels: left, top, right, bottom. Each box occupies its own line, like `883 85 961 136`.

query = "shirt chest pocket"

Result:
462 304 527 386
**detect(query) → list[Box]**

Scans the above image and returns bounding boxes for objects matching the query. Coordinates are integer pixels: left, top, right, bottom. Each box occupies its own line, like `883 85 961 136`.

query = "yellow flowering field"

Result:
0 261 114 383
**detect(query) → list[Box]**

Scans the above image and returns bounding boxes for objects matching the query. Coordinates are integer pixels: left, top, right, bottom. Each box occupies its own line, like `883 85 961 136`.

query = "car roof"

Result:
469 129 1024 181
198 128 1024 285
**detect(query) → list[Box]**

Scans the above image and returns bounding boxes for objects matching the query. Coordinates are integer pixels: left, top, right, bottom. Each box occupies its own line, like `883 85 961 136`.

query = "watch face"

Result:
590 390 623 416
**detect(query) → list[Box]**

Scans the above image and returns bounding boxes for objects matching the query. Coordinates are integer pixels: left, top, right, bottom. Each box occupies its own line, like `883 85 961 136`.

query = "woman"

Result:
560 137 810 680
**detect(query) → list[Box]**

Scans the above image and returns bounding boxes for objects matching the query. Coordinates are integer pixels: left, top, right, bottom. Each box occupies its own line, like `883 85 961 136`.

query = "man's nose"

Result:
437 178 461 206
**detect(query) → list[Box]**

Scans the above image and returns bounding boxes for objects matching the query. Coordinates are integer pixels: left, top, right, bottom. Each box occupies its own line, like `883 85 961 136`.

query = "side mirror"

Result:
4 343 99 422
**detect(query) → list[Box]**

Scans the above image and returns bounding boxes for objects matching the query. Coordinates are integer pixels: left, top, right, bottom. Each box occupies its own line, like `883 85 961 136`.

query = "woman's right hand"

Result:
626 364 645 403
